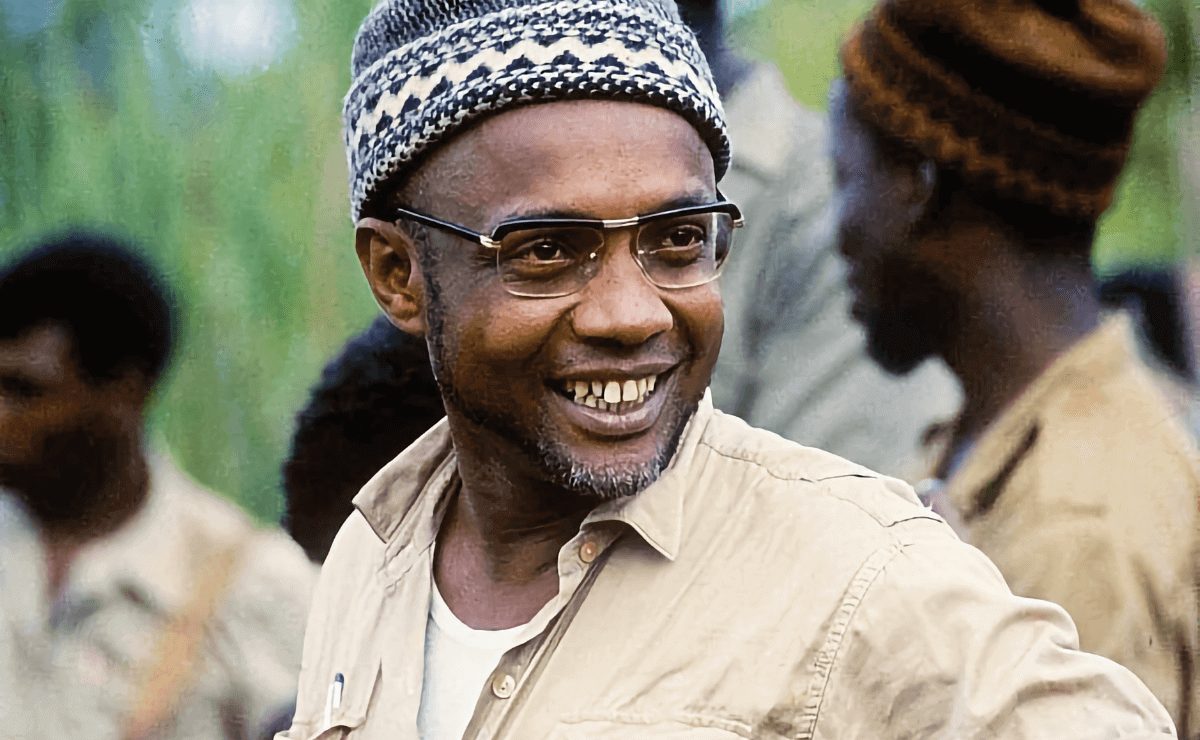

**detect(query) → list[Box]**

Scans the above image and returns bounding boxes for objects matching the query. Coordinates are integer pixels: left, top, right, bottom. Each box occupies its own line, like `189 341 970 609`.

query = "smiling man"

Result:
282 1 1179 738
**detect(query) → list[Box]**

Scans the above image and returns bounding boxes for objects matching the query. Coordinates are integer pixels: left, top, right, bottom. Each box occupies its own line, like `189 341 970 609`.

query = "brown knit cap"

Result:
840 0 1167 220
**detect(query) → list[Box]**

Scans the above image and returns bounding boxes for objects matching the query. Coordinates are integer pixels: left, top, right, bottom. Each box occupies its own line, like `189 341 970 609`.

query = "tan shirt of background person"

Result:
1 453 316 740
923 315 1200 735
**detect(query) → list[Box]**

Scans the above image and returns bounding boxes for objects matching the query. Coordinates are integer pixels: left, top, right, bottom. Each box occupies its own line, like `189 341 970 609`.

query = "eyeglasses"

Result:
389 196 744 298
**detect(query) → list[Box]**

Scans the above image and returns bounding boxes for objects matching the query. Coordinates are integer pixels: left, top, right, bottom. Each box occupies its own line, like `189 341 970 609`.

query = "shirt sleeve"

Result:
998 514 1196 733
815 520 1177 739
211 529 318 740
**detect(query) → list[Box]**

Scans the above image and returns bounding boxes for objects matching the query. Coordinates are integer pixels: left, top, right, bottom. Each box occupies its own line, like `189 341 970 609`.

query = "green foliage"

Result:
0 0 378 522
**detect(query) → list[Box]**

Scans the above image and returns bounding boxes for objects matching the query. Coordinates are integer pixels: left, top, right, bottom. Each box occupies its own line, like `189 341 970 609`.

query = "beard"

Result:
423 291 699 502
0 423 142 533
860 259 957 377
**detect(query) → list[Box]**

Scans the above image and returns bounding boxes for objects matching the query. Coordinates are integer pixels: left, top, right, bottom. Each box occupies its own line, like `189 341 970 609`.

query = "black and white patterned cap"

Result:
343 0 730 221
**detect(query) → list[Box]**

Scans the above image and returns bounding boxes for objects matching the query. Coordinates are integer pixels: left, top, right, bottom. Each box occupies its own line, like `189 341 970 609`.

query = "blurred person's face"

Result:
357 100 724 501
0 323 145 526
830 81 956 376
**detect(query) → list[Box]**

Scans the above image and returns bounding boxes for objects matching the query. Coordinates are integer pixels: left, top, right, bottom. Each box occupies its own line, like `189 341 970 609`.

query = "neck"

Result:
940 234 1099 450
34 433 151 599
434 412 596 629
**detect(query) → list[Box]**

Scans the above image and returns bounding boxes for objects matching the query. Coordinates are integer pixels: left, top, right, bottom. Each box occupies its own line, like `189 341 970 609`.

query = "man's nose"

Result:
569 233 673 345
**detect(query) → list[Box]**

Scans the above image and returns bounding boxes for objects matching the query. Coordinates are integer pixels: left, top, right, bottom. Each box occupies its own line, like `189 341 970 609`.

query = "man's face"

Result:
0 324 137 522
407 100 723 500
830 85 953 376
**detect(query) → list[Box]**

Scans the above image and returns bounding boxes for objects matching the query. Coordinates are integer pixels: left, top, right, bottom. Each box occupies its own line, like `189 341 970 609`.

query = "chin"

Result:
860 301 945 377
542 393 700 500
856 260 955 377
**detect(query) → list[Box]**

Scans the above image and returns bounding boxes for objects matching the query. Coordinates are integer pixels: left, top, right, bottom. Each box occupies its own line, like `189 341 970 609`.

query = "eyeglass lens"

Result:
496 213 735 298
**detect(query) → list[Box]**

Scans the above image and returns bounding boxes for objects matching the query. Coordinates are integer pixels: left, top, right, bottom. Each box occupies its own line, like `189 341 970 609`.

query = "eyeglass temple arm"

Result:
715 190 745 227
392 206 496 247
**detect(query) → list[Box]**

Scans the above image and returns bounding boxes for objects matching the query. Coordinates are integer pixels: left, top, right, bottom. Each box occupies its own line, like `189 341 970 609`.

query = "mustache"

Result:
542 335 693 375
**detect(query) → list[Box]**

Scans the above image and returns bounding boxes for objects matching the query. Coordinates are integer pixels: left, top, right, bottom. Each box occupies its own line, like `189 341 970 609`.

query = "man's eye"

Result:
657 224 706 249
0 376 43 400
521 239 570 262
506 237 580 266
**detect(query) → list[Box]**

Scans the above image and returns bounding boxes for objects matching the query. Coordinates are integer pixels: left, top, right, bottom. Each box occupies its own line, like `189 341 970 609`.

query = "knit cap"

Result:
343 0 730 222
840 0 1167 221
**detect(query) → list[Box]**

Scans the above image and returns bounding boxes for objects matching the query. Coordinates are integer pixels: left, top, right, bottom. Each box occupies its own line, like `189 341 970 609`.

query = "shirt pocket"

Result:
298 660 381 740
547 719 746 739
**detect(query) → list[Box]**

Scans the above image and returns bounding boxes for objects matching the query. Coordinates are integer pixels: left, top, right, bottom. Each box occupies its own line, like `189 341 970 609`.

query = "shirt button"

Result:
491 672 516 699
579 541 598 563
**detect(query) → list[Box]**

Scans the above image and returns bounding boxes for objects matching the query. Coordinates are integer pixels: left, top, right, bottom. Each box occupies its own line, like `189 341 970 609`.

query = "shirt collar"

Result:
945 313 1137 518
62 452 214 617
353 392 718 563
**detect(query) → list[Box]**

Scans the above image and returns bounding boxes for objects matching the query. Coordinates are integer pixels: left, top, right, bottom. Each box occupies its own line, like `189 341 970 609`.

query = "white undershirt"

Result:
416 579 558 740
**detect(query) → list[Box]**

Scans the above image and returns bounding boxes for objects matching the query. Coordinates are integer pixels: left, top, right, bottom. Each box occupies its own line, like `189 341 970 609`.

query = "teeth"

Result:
566 374 661 410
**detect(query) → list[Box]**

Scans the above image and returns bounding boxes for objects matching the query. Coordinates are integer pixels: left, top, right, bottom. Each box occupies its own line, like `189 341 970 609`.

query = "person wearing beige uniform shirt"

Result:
922 314 1200 732
832 0 1200 734
283 0 1180 737
678 0 961 483
0 232 316 740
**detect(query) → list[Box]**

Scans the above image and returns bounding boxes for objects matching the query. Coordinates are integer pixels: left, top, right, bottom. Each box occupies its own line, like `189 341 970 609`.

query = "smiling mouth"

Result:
553 372 664 414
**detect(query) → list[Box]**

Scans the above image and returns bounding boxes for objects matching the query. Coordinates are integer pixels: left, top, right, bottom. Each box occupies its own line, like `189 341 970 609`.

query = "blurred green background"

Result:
1 0 1195 522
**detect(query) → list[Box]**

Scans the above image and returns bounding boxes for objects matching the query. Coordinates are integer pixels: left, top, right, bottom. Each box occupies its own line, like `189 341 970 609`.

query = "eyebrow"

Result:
500 191 717 222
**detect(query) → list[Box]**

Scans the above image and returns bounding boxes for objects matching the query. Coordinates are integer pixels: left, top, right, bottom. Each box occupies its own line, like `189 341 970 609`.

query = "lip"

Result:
549 360 678 382
550 368 676 438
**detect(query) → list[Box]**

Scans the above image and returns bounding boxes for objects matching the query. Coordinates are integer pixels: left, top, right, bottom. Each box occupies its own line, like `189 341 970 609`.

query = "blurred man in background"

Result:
683 0 960 481
833 0 1200 732
0 231 316 740
283 315 443 564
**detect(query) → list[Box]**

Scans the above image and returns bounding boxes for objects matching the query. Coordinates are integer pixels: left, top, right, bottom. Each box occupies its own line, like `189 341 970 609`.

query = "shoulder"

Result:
1032 360 1200 503
692 410 947 549
151 458 318 614
304 510 389 625
153 457 258 546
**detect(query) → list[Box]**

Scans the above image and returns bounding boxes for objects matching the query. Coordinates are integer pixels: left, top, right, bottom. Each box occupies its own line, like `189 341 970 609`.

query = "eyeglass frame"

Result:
386 193 745 296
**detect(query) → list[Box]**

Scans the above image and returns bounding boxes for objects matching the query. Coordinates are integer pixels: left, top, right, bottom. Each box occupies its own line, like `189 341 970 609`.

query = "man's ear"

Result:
355 218 427 337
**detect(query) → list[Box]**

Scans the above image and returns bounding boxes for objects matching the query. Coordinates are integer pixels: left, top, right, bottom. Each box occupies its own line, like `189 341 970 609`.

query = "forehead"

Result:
413 100 716 225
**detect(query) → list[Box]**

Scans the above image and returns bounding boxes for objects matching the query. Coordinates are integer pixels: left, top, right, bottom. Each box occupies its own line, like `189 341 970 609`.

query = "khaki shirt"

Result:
0 454 318 740
929 315 1200 738
710 63 961 481
284 394 1174 740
